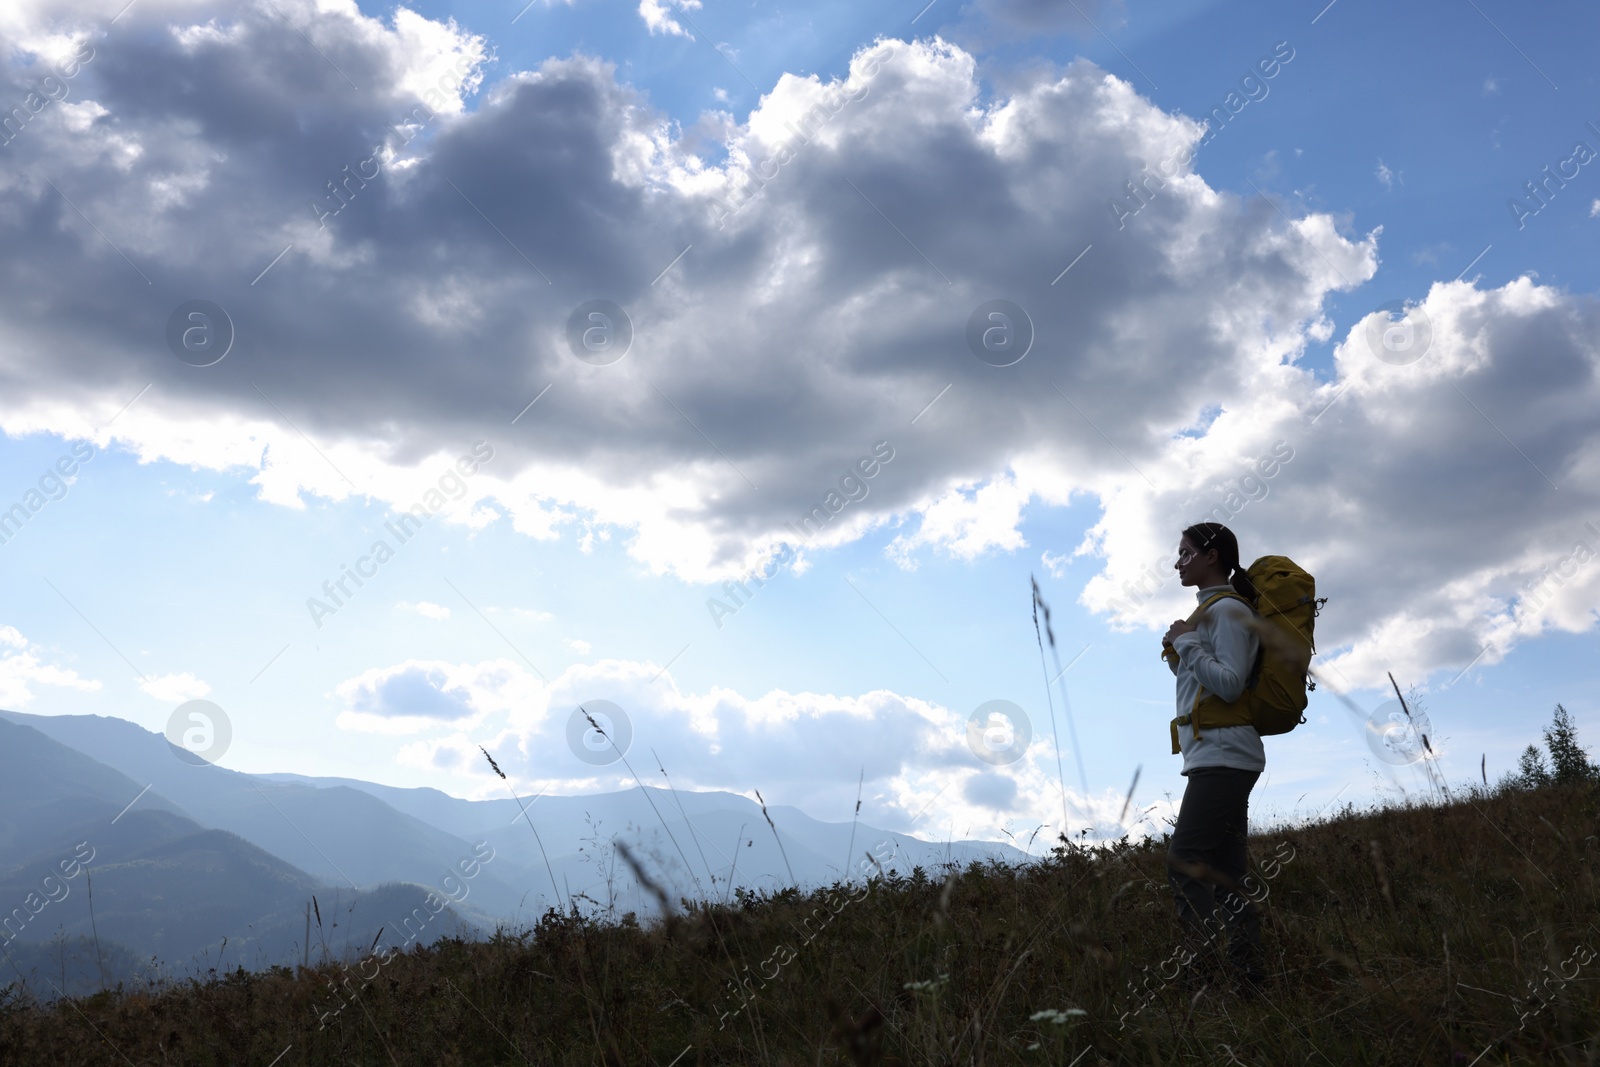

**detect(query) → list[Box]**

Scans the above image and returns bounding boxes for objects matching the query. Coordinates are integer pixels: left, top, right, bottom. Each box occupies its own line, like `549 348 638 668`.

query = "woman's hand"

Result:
1163 619 1197 647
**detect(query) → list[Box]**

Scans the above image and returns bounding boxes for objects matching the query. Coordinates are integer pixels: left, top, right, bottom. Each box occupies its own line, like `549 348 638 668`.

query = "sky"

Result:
1 0 1597 852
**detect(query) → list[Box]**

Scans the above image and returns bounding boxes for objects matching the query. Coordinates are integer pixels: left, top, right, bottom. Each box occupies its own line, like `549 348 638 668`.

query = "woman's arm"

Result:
1171 600 1255 702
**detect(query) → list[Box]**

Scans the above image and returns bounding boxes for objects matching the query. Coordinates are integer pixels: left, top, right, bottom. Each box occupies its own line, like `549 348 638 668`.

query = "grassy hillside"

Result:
1 779 1595 1065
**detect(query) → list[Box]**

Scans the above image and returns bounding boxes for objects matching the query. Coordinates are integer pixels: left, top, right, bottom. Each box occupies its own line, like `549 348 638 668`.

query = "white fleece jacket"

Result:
1168 584 1265 775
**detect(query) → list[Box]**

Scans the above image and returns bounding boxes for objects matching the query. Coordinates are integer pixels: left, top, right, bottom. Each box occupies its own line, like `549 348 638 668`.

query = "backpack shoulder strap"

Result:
1197 590 1252 616
1159 590 1252 664
1166 591 1258 751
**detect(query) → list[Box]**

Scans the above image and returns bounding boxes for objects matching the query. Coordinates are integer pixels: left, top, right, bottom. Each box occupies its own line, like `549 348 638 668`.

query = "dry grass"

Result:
2 779 1597 1065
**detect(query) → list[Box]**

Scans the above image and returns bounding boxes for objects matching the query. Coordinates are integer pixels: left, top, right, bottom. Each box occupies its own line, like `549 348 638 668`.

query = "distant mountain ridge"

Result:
1 708 1026 991
258 771 1028 910
0 717 477 998
0 715 190 861
0 710 532 918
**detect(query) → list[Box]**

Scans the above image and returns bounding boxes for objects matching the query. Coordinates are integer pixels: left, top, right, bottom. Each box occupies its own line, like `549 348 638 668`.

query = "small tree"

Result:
1508 704 1599 789
1543 704 1599 785
1513 744 1552 789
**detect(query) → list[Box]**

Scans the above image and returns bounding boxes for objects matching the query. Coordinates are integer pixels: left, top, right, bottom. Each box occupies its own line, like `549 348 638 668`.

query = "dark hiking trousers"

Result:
1166 767 1264 982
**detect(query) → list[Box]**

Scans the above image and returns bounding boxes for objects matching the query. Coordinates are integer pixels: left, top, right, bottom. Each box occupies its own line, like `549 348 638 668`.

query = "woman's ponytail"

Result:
1229 563 1257 603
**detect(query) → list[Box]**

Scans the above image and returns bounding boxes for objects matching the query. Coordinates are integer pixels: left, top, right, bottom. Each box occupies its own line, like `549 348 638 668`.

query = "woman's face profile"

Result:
1174 536 1207 587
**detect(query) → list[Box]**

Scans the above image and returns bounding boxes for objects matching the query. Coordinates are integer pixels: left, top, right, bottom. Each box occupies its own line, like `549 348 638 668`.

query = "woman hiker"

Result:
1161 521 1268 995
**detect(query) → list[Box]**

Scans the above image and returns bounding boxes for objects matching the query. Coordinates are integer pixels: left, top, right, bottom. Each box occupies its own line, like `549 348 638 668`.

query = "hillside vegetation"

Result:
2 774 1596 1066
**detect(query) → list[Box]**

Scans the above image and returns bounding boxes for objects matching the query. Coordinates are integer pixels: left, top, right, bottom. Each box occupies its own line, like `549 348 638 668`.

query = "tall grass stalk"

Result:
1032 576 1089 836
753 789 796 886
578 705 708 902
479 745 564 914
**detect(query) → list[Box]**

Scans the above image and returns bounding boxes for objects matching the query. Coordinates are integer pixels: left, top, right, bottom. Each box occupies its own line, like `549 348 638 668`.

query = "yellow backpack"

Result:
1162 555 1321 754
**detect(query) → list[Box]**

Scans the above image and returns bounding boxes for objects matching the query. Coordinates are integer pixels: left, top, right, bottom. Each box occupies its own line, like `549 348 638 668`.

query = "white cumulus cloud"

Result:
0 3 1595 687
638 0 701 38
0 629 101 707
138 672 210 703
397 600 452 620
362 655 1154 841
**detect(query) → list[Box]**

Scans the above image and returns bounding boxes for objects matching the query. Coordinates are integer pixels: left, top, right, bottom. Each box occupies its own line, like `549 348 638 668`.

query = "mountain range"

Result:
0 709 1023 996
